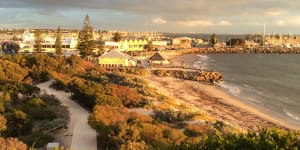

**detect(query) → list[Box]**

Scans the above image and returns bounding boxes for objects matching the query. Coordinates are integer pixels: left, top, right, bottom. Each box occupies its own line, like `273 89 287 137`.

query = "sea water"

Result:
190 54 300 127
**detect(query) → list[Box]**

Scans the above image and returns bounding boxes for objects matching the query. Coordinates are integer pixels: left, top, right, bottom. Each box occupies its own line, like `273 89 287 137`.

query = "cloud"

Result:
0 23 25 28
1 0 298 17
273 16 300 27
218 20 232 26
176 19 232 27
289 17 300 25
2 0 300 33
176 19 214 27
275 20 285 26
263 10 287 16
152 17 167 24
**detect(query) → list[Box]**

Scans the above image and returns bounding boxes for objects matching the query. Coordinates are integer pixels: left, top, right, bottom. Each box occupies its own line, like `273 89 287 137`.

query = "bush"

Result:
20 133 54 148
22 106 57 120
22 98 57 120
0 101 5 113
0 137 27 150
4 109 33 136
108 84 142 107
153 110 192 123
141 123 186 149
184 124 215 137
89 105 129 127
178 128 300 150
28 98 46 107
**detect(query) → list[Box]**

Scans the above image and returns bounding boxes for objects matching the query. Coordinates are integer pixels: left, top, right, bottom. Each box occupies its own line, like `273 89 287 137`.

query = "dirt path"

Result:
37 81 97 150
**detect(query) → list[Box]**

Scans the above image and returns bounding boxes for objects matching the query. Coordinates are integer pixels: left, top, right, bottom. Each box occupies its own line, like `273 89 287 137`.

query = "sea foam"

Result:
217 82 241 96
192 55 209 69
283 109 300 122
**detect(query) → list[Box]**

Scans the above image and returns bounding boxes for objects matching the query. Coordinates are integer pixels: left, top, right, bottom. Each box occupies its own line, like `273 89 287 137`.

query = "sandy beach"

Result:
143 51 300 131
143 75 300 131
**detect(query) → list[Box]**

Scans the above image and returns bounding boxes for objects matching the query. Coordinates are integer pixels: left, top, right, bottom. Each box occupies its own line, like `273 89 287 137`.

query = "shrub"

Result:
184 124 215 137
141 123 186 149
28 98 46 107
108 84 142 107
20 133 54 148
0 114 7 133
0 137 27 150
0 101 5 113
153 110 192 123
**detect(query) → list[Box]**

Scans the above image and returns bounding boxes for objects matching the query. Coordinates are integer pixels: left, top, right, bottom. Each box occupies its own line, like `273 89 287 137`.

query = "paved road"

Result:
37 81 97 150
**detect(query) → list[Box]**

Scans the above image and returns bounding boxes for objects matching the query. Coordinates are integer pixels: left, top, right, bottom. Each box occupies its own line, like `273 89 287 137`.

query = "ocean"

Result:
184 54 300 128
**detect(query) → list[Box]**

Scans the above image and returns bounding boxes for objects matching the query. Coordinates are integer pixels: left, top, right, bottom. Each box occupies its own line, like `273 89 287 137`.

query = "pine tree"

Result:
97 34 105 55
78 15 95 57
35 29 42 53
211 33 217 47
113 32 122 42
55 26 62 55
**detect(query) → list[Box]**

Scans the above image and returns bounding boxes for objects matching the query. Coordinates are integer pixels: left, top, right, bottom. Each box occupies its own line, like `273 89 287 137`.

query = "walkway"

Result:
37 81 97 150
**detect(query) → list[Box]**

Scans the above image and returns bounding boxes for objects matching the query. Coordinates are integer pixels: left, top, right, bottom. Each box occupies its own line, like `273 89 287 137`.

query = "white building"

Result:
19 30 78 53
104 41 121 51
152 40 168 47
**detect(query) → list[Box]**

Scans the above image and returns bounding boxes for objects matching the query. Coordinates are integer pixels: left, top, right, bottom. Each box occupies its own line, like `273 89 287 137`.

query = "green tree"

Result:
11 42 20 53
78 15 95 57
245 34 252 40
55 26 62 55
34 29 42 53
113 32 122 42
5 109 33 136
148 41 154 51
211 33 217 47
97 34 105 55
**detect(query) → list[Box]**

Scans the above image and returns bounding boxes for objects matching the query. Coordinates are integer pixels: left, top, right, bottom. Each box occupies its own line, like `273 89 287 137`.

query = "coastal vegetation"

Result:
0 54 300 149
0 54 72 148
0 137 27 150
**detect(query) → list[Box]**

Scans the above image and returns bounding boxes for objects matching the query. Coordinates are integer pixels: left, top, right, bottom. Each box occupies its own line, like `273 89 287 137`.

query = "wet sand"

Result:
143 75 300 131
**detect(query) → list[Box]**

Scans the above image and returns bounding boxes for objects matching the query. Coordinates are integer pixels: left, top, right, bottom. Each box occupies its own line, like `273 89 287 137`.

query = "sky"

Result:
0 0 300 34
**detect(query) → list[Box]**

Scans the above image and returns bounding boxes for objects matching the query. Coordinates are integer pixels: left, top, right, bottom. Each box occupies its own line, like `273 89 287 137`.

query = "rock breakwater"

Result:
153 69 223 84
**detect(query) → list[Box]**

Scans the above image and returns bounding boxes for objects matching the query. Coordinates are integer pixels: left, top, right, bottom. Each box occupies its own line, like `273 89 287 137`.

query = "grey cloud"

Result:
1 0 298 16
1 0 300 33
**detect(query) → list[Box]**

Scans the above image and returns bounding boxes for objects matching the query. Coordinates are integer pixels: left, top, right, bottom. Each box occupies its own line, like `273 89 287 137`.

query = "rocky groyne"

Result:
197 47 300 54
153 69 223 84
161 47 300 56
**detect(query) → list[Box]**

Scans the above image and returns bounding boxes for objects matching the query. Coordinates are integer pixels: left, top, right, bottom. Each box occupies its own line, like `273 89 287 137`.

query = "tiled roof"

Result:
149 52 167 61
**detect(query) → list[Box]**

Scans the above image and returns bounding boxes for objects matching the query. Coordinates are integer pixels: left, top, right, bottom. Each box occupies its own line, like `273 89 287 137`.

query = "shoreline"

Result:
143 75 300 131
199 81 300 131
148 51 300 131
